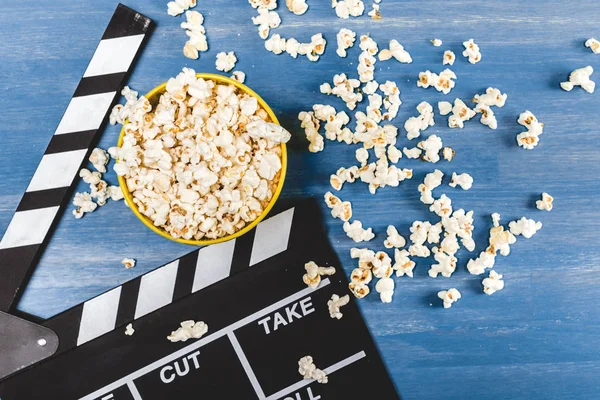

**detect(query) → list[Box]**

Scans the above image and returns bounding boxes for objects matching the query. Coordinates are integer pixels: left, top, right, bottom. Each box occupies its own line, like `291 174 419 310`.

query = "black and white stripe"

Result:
43 207 297 351
0 4 153 312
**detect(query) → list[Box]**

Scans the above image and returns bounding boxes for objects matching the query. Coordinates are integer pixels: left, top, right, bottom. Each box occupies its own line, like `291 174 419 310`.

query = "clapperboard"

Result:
0 4 400 400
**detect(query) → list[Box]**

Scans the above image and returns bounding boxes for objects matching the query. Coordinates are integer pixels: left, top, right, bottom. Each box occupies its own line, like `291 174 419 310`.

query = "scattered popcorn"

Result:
438 288 461 308
231 71 246 83
404 101 434 140
462 39 481 64
375 277 394 303
392 249 416 277
417 134 443 163
443 50 455 65
286 0 308 15
324 191 353 221
368 3 381 19
167 320 208 342
516 110 544 150
167 0 196 16
482 270 504 295
448 98 476 129
431 39 442 47
333 0 365 18
321 73 363 110
89 148 109 173
417 68 456 94
121 257 136 269
560 66 595 93
298 356 328 384
378 40 412 63
358 36 378 82
215 51 237 72
252 7 281 40
336 28 356 57
509 217 542 239
125 323 135 336
585 38 600 54
181 11 208 59
449 172 473 190
379 80 402 120
327 294 350 319
303 261 336 288
429 249 457 278
111 67 289 241
536 192 553 211
467 213 514 275
344 220 375 242
384 225 406 248
72 192 97 218
442 146 455 161
403 147 422 159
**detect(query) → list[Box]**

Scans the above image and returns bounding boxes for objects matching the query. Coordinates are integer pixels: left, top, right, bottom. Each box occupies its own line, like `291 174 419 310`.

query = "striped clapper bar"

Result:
0 200 400 400
0 4 153 312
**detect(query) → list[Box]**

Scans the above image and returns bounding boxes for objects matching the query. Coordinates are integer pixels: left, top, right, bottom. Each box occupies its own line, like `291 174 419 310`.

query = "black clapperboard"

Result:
0 4 400 400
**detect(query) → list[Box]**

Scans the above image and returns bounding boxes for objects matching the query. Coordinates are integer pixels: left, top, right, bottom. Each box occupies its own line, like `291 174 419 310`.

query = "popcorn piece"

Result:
108 186 124 201
429 250 457 278
299 111 324 152
509 217 542 239
231 71 246 83
379 80 402 120
430 194 452 218
418 169 443 204
438 288 461 308
324 191 353 221
404 101 434 140
403 147 422 159
442 146 455 161
215 51 237 72
167 0 196 16
312 368 328 384
356 148 369 166
252 7 281 40
585 38 600 54
286 0 308 15
536 192 553 211
333 0 365 18
247 119 292 143
167 320 208 342
417 69 456 94
79 168 102 185
330 166 359 190
265 34 287 55
431 39 442 47
121 257 136 269
375 277 394 303
392 249 415 277
449 172 473 190
388 145 402 163
328 294 350 319
473 87 507 108
125 323 135 336
249 0 277 10
72 192 97 218
443 50 455 66
348 281 370 299
384 225 406 248
516 110 544 150
298 356 328 384
336 28 356 57
363 80 379 95
417 134 443 163
344 220 375 242
303 261 336 288
448 98 476 129
358 47 377 82
467 213 514 275
378 40 412 63
438 101 452 116
368 3 381 19
560 66 595 93
181 11 208 59
89 148 109 173
482 270 504 295
462 39 481 64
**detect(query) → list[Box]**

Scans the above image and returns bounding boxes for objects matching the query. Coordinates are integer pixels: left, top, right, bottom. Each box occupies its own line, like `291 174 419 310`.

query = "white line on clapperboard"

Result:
79 278 366 400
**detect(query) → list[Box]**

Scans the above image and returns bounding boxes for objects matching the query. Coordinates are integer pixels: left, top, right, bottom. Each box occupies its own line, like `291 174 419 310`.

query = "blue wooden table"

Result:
1 1 599 398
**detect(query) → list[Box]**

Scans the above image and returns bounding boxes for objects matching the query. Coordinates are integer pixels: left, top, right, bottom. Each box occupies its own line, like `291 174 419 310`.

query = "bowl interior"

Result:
117 73 287 246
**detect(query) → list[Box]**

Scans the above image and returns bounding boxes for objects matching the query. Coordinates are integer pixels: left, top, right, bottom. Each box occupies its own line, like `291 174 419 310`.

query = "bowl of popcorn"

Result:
109 68 291 245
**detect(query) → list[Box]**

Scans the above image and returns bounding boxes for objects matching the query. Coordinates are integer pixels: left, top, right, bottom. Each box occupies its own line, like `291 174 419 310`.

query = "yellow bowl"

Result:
117 73 287 246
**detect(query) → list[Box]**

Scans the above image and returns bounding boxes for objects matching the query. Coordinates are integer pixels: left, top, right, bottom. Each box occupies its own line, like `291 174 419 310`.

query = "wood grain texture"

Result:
1 0 599 398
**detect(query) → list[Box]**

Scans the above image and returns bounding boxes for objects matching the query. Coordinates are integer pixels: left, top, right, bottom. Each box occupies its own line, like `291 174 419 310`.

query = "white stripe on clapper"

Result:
77 287 122 346
83 35 145 78
228 332 266 400
191 239 236 293
0 206 60 249
249 207 295 266
134 260 179 319
26 149 88 192
54 92 116 135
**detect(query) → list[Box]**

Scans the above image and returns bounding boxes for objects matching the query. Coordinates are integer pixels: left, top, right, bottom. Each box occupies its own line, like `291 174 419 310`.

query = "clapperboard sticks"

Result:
0 200 400 399
0 3 153 313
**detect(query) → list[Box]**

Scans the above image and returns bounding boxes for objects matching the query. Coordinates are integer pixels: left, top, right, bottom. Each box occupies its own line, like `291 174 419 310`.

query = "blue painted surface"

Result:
1 1 599 398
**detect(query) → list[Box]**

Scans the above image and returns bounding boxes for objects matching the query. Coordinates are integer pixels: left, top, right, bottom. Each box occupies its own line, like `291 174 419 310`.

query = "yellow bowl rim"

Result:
117 73 287 246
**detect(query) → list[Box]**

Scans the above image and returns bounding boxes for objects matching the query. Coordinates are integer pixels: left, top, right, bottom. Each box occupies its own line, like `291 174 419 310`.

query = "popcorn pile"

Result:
167 320 208 342
109 68 290 241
